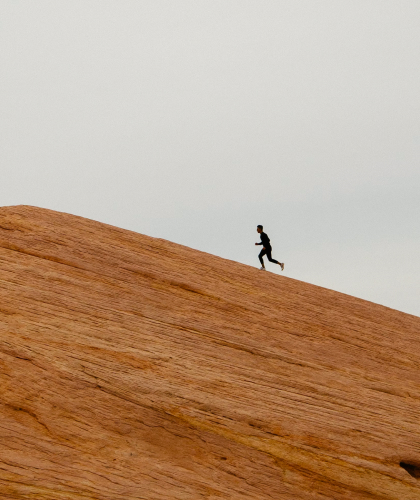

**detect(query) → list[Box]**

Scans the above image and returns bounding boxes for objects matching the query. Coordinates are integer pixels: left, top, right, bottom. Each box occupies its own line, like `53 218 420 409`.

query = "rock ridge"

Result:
0 205 420 499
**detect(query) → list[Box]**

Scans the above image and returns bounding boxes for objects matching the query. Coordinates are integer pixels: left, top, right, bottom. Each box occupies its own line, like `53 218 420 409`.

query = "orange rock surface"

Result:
1 205 420 500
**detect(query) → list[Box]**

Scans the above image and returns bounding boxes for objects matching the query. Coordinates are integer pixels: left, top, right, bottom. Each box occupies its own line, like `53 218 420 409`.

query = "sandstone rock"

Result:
0 205 419 499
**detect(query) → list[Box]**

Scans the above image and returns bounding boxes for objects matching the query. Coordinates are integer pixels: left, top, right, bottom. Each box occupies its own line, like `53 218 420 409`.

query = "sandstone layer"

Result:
0 205 420 500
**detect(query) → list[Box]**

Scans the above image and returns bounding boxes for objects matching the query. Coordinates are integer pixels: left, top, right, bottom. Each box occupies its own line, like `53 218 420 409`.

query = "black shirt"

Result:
258 232 271 249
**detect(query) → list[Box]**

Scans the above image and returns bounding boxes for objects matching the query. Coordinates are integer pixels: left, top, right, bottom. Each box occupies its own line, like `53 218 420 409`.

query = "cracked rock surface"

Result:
1 205 420 500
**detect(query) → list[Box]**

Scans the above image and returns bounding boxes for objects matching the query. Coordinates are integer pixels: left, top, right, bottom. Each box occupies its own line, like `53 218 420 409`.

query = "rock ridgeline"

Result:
0 205 420 500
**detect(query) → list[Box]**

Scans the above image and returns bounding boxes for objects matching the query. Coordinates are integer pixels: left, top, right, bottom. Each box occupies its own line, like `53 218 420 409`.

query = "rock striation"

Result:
0 205 420 500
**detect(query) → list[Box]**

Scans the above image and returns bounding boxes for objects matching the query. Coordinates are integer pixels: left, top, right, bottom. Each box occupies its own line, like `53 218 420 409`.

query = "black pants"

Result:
259 247 279 266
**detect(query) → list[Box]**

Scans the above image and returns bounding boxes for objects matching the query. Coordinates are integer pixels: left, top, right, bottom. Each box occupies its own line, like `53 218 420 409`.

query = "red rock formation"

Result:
0 205 419 499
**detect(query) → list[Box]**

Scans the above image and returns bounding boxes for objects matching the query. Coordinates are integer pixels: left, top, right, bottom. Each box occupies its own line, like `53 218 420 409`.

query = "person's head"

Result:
257 225 263 234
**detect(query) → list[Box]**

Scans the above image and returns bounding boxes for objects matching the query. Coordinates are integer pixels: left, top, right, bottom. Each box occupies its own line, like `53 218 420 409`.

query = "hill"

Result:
0 205 420 499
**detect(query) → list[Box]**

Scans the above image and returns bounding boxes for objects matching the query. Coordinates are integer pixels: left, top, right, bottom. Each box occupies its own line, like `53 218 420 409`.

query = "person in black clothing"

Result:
255 225 284 271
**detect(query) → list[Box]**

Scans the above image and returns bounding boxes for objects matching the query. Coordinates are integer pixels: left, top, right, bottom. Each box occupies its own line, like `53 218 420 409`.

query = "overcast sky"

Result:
1 1 419 317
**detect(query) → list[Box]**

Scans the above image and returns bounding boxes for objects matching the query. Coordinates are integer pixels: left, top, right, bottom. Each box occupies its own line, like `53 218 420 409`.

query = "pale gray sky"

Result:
1 1 419 316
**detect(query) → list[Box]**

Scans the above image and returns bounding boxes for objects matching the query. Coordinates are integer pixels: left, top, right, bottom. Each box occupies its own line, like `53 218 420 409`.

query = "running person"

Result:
255 225 284 271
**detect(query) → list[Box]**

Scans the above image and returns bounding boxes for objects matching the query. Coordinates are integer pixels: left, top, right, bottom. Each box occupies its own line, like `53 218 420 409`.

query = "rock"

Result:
0 205 419 500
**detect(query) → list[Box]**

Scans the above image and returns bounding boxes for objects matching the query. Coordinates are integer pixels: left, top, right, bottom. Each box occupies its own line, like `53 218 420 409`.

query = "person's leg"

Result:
267 248 285 270
258 249 266 268
266 248 279 264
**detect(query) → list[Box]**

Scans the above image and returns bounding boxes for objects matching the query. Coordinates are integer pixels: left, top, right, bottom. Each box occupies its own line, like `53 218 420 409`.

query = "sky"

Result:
1 1 419 317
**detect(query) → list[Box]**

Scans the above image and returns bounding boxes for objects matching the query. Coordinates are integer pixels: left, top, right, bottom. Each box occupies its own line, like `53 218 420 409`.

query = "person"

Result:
255 225 284 271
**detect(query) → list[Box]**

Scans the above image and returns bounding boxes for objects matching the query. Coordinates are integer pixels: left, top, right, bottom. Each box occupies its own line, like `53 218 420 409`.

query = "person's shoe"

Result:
260 267 266 271
280 263 285 271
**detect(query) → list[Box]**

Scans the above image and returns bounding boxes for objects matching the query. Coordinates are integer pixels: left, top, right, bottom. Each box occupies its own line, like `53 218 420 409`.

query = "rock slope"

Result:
0 205 420 500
